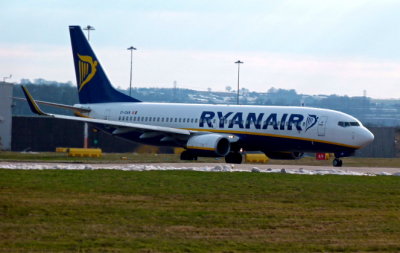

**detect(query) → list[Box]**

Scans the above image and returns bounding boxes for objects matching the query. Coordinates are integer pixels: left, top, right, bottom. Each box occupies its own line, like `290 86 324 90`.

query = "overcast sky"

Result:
1 0 400 98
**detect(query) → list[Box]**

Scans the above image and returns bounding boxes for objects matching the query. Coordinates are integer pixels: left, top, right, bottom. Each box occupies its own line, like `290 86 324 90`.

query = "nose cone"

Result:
359 127 374 147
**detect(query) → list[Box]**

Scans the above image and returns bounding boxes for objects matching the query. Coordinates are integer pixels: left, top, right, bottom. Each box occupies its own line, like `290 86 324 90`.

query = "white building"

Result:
0 82 13 150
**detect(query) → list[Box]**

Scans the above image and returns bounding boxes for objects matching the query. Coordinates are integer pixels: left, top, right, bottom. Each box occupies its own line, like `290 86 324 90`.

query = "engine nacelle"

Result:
186 134 230 157
264 151 304 160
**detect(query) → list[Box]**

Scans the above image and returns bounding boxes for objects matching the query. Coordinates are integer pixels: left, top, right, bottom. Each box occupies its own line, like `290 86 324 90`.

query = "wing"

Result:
13 97 91 113
21 85 191 137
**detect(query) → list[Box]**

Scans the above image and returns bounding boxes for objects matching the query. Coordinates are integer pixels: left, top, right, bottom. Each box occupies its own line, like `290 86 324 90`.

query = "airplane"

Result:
20 25 374 167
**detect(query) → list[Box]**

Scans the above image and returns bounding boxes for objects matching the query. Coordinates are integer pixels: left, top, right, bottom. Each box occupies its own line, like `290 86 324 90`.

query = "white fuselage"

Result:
77 102 374 154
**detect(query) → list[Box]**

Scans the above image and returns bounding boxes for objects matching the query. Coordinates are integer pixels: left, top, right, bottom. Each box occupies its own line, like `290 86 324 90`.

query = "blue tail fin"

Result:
69 26 140 104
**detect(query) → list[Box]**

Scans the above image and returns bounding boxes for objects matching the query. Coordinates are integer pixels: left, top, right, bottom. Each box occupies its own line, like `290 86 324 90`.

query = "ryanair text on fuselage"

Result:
199 111 319 131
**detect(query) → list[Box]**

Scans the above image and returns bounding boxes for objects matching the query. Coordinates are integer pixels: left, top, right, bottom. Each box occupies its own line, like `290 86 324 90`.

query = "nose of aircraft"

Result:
359 127 374 147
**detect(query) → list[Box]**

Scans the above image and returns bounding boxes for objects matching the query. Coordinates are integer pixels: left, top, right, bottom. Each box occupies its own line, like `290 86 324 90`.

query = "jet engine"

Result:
263 151 304 160
186 134 230 157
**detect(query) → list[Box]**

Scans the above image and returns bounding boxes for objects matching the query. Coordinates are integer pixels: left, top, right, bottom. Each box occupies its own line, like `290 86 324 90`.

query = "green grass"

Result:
1 170 400 252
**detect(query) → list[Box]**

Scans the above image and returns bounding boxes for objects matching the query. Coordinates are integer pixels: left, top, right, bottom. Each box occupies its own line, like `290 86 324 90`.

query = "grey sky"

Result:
1 0 400 98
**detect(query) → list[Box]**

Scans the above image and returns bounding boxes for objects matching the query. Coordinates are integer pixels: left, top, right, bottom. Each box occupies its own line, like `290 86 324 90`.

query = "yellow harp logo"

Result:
77 54 98 91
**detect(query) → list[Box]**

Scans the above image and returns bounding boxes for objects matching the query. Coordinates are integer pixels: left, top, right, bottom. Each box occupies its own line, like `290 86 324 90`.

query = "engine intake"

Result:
186 134 230 157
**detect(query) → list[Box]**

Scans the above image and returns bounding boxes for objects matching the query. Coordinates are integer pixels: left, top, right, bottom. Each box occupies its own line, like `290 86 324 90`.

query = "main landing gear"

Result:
180 151 198 161
332 158 343 167
225 152 243 164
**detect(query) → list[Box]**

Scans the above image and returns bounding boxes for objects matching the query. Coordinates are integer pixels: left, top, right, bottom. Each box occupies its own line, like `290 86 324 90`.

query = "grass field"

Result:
1 169 400 252
2 151 400 167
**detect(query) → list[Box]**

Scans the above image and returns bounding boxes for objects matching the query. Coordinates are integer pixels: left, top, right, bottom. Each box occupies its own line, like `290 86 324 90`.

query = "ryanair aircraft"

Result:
21 26 374 167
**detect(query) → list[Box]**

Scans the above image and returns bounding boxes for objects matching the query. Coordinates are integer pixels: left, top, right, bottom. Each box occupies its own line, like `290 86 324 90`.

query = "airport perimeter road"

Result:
158 163 400 175
1 162 400 176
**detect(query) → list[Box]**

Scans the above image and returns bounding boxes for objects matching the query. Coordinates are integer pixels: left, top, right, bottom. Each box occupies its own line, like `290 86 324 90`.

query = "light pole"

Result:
3 74 12 82
83 25 95 41
127 46 137 96
235 60 243 105
82 25 94 149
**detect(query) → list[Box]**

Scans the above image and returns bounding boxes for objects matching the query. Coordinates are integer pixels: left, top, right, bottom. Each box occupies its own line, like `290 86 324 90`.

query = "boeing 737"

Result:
21 26 374 167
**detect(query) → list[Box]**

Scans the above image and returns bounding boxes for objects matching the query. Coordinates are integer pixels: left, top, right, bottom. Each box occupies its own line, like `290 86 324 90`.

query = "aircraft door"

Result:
104 109 111 120
318 116 328 136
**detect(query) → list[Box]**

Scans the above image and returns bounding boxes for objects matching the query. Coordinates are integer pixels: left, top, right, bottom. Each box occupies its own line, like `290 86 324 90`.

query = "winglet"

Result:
21 86 49 116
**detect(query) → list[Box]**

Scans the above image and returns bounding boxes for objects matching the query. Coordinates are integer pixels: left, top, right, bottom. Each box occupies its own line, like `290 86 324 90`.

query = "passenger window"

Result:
161 118 164 122
183 118 186 123
175 118 177 122
195 119 198 123
179 118 182 123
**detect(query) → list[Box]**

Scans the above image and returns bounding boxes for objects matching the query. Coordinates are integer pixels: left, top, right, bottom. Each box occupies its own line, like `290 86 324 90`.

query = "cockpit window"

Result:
338 121 360 127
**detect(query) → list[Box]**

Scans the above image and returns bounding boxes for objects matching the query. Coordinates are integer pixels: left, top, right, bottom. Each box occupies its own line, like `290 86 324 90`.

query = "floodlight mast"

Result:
127 46 137 97
3 74 12 82
235 60 243 105
82 25 95 149
83 25 95 41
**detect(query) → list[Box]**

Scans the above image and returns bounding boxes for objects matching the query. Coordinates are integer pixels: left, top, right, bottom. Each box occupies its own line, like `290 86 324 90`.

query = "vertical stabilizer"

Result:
69 26 140 104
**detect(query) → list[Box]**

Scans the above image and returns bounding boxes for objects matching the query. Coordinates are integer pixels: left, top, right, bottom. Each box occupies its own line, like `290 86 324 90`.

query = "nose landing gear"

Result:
332 151 354 167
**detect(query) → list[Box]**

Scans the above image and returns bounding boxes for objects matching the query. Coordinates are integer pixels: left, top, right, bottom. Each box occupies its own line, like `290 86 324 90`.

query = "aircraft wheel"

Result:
333 158 343 167
225 152 243 164
180 151 197 161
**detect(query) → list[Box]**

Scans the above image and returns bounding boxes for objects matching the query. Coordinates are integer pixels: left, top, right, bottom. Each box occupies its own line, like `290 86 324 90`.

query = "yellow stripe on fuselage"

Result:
182 128 360 149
